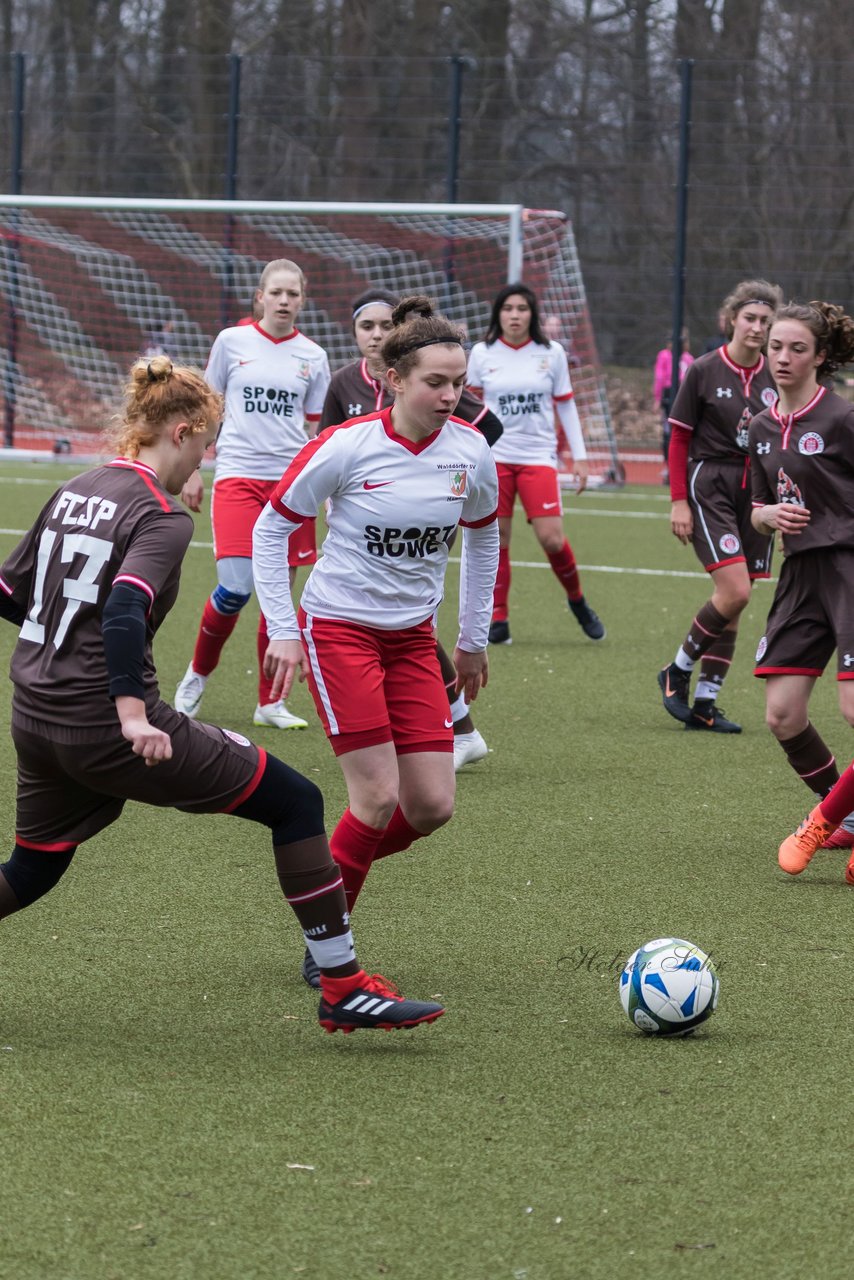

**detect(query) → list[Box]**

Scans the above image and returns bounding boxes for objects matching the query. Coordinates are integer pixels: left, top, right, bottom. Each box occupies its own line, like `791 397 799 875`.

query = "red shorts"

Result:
298 609 453 757
212 477 317 566
497 463 563 520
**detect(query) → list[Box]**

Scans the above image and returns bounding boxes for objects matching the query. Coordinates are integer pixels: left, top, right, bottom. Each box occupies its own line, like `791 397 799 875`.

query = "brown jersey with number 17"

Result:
668 346 778 460
0 458 193 738
749 386 854 556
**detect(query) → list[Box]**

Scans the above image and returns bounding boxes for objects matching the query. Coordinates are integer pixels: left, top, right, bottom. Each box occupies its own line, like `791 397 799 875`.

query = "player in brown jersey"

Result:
657 279 782 733
744 303 854 880
0 356 443 1035
320 287 502 776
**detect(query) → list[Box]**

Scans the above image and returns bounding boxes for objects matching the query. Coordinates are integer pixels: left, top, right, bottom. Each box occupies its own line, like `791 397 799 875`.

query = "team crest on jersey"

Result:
719 533 740 555
295 360 311 380
538 357 550 373
761 387 777 408
449 469 468 497
222 728 251 748
798 432 824 455
755 636 768 663
777 467 805 506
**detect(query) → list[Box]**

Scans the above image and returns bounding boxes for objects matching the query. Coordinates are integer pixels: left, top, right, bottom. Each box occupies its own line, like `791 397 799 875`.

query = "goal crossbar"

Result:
0 196 618 481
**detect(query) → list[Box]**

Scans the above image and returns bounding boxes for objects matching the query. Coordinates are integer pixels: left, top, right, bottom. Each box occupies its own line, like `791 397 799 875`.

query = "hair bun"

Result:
391 295 436 326
146 355 173 382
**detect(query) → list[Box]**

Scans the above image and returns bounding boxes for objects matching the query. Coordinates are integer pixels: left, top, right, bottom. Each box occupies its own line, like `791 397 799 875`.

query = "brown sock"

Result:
779 724 840 798
680 601 729 665
696 629 737 699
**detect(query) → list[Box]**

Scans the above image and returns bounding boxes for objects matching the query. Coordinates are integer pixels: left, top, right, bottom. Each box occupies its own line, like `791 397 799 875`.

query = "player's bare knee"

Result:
539 530 565 556
362 790 399 831
765 705 800 740
408 795 455 833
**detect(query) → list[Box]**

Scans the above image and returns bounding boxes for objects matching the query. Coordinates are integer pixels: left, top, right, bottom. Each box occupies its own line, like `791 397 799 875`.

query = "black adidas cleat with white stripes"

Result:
318 973 444 1034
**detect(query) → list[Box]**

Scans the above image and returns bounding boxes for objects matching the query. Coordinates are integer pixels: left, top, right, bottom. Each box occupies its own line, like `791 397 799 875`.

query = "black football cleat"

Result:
657 662 693 723
318 974 444 1034
488 619 512 645
685 699 742 734
301 946 321 990
568 596 605 640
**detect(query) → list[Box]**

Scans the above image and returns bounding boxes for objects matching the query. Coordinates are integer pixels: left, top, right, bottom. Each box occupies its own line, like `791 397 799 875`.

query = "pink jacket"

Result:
653 348 694 407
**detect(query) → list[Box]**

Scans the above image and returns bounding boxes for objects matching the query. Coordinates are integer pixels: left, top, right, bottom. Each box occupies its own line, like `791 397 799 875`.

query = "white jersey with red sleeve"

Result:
205 323 331 482
467 337 574 466
252 407 499 641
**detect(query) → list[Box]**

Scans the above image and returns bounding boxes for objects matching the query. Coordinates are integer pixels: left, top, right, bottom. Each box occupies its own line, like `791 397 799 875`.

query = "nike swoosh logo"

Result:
297 550 313 558
363 481 393 490
444 719 454 728
543 502 558 510
238 359 255 366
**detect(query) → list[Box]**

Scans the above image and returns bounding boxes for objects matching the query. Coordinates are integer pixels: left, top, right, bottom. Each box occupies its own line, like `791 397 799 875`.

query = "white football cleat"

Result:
453 728 489 771
174 664 207 718
253 700 308 730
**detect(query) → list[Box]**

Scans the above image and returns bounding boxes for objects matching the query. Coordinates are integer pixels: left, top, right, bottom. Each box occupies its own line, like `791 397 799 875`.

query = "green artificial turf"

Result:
1 465 852 1279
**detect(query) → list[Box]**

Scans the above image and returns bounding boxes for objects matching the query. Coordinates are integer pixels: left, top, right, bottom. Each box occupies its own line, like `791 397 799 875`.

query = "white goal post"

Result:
0 195 619 481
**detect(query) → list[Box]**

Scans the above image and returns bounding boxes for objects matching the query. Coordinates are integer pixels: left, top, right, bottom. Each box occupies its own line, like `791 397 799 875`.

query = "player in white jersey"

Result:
253 296 499 988
322 285 500 773
174 259 331 730
467 283 605 645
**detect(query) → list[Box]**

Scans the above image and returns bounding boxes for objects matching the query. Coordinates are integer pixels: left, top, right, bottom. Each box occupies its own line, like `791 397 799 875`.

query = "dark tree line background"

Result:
1 0 852 365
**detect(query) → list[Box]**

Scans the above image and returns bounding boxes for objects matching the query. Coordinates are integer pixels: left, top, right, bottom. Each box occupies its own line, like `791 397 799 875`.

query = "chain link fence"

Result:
2 49 852 382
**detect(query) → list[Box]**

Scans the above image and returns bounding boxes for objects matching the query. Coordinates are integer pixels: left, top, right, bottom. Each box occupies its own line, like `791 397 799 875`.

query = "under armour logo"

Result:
716 387 733 398
756 442 771 454
348 402 363 416
844 654 854 669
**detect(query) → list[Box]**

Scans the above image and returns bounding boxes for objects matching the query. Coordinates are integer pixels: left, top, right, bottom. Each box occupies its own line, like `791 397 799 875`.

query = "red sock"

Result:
257 614 276 706
320 968 369 1003
547 539 581 601
330 809 386 911
493 546 511 620
192 597 240 676
819 762 854 826
373 805 423 861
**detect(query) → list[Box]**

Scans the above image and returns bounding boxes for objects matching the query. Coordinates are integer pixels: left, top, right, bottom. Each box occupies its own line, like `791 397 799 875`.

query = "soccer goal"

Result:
0 196 619 482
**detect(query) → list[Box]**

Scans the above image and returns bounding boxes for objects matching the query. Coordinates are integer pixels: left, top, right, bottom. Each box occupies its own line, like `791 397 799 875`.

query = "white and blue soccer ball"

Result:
619 937 719 1036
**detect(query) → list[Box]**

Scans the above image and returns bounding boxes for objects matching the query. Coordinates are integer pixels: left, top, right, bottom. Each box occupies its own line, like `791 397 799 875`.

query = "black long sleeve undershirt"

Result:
0 591 26 626
101 581 150 700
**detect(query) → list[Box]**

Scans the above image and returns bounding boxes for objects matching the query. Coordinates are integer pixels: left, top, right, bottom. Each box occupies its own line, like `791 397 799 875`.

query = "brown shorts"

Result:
688 458 773 578
754 548 854 680
13 700 265 849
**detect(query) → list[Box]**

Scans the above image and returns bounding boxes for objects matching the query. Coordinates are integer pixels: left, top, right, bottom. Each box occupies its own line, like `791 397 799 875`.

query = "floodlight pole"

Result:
221 53 242 331
4 52 25 448
669 59 694 412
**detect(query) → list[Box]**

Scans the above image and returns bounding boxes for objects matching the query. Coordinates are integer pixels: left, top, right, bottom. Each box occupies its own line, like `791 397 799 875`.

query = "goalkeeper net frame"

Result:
0 196 619 483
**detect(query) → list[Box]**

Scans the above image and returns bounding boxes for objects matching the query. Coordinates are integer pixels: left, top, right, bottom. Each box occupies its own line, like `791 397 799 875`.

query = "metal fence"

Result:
2 50 853 371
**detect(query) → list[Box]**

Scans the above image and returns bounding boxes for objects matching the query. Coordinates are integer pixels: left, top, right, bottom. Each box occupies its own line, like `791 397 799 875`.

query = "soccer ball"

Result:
619 937 719 1036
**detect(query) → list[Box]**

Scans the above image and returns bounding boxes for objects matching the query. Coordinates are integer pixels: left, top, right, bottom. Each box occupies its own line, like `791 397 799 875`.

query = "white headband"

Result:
353 300 395 321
